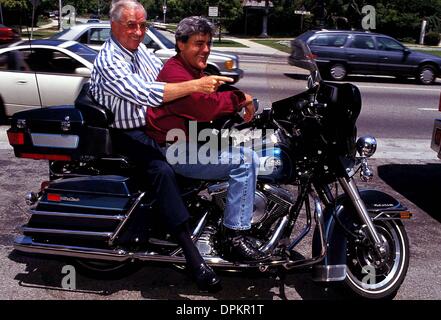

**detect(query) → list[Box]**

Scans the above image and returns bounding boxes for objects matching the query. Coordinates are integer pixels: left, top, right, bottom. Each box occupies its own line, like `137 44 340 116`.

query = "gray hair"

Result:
175 16 214 52
110 0 146 22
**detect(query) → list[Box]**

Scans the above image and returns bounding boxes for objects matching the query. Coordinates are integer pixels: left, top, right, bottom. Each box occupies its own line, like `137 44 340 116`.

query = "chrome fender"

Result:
311 189 408 282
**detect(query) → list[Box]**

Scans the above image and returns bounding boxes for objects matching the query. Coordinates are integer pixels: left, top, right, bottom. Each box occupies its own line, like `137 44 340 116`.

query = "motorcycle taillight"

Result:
7 131 25 145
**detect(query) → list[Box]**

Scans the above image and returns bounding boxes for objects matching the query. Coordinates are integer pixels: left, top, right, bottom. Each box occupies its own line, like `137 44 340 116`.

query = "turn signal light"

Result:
7 131 24 145
400 211 413 219
224 60 234 70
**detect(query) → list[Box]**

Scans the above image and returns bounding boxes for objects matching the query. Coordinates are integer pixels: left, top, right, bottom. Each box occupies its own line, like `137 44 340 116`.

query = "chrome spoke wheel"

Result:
344 220 409 299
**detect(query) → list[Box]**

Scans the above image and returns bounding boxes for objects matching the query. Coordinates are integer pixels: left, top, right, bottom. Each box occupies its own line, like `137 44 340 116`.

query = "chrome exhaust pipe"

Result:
13 236 249 268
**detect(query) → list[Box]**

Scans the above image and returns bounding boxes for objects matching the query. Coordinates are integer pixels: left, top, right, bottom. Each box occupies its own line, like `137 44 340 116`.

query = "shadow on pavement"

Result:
378 163 441 223
8 249 347 300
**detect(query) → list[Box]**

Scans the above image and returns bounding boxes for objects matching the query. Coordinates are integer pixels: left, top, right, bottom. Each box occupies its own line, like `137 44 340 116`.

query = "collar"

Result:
175 54 205 79
110 35 137 61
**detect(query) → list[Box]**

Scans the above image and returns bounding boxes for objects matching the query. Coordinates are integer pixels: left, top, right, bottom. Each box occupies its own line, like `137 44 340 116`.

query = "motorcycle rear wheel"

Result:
73 259 140 280
343 220 409 300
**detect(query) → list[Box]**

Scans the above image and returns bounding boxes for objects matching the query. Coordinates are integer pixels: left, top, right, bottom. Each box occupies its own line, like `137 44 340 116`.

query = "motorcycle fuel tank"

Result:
256 144 294 183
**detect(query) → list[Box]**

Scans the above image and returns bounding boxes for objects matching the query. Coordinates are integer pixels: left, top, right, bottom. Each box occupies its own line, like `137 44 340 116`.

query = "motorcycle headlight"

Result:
356 135 377 157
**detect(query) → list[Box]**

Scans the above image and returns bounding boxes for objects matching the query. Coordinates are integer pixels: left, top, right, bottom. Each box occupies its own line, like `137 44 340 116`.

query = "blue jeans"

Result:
164 142 259 230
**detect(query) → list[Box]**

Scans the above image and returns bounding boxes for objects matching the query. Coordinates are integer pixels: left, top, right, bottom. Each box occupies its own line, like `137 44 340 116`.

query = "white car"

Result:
51 23 244 82
0 39 95 122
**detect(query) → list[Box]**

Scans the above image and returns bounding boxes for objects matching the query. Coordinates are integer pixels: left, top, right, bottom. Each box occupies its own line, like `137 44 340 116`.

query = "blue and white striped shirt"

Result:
89 36 166 129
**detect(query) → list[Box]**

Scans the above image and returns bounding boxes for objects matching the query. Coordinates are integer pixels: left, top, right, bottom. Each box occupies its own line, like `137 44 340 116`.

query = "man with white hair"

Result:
90 1 229 291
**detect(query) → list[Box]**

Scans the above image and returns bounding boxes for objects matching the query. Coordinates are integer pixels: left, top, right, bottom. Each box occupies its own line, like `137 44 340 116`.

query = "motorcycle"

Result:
7 39 411 299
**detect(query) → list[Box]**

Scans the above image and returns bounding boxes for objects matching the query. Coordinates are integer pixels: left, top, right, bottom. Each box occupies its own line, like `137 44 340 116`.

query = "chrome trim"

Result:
30 209 125 221
108 192 146 246
312 265 347 282
263 184 296 204
259 216 289 253
31 133 79 149
338 177 385 252
282 195 327 269
14 236 129 261
22 227 112 239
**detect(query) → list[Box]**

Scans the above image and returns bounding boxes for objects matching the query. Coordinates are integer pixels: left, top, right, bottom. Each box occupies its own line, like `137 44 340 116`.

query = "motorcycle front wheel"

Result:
344 219 410 299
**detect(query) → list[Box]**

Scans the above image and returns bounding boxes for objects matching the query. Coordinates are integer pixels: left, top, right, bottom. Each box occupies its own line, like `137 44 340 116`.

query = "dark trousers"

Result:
110 128 189 231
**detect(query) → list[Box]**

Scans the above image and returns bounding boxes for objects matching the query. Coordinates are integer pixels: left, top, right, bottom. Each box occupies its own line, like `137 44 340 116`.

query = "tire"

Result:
343 220 410 300
417 65 436 85
329 63 347 81
73 259 140 280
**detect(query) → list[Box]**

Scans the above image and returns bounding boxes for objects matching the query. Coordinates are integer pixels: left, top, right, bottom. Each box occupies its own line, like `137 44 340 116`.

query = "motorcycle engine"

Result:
207 183 296 225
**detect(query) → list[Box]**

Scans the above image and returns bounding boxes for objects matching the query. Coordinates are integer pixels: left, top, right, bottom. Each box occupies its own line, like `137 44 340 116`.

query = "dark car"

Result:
0 24 20 45
289 29 441 84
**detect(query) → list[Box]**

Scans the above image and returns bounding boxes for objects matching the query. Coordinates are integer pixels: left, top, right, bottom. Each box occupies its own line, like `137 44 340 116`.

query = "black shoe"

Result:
191 263 221 292
225 229 270 263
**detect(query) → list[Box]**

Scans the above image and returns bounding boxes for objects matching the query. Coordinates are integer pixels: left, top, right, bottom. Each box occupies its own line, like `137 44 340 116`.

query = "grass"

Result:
212 39 248 47
251 39 291 53
21 27 59 39
415 50 441 57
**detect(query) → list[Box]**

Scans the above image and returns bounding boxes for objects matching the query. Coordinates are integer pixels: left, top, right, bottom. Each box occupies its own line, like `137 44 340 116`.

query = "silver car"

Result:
0 39 95 121
51 22 244 83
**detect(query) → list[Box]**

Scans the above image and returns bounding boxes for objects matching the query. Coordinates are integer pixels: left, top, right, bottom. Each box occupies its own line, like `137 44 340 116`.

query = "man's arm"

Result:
163 75 234 103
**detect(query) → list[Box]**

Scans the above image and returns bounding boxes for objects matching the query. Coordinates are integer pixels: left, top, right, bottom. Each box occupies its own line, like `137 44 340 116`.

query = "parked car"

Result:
0 24 20 45
50 23 244 83
289 29 441 84
431 94 441 158
0 39 96 122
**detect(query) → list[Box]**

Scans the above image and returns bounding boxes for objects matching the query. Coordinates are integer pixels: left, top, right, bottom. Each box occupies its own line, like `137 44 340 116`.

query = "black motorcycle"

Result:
7 39 410 299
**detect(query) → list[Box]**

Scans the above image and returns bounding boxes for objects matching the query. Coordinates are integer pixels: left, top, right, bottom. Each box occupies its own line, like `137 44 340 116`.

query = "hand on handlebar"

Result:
196 75 234 94
242 94 255 123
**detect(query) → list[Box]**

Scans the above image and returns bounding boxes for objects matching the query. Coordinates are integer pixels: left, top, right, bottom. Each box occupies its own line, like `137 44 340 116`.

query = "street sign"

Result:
163 5 167 14
208 6 219 17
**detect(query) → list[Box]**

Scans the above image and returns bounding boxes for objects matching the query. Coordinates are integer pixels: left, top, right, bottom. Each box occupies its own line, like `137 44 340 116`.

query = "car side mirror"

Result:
403 48 411 54
75 67 91 76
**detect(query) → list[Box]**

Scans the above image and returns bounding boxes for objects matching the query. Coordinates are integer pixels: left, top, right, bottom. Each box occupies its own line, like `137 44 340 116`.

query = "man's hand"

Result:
195 75 234 94
242 94 255 123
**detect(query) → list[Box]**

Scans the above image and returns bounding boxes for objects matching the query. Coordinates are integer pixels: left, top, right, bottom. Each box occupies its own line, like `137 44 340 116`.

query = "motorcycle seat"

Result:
74 82 114 128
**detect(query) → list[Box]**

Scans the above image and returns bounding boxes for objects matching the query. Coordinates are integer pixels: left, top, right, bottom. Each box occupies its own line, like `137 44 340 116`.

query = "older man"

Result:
89 1 226 291
146 16 268 263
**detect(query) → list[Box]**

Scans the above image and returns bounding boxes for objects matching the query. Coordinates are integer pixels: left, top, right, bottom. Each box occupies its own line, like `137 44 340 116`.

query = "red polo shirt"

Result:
145 55 246 144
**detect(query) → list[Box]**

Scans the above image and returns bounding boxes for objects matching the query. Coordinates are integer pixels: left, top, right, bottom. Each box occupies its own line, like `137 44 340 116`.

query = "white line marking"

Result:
418 108 439 111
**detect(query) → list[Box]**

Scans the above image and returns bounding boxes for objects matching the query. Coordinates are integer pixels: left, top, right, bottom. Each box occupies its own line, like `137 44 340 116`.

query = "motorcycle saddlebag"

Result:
7 105 112 161
23 175 143 246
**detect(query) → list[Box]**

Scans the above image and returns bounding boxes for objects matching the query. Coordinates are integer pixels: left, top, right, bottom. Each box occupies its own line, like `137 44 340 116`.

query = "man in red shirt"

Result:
146 16 267 263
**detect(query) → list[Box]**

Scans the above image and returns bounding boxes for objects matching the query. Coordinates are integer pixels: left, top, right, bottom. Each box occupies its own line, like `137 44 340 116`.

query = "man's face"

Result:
111 7 146 51
177 33 212 70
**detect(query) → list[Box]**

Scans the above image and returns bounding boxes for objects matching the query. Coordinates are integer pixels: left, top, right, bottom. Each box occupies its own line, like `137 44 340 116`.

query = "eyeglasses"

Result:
119 21 148 31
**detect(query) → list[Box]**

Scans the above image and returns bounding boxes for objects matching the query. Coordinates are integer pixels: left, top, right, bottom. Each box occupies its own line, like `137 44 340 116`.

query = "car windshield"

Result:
149 26 174 49
67 43 97 63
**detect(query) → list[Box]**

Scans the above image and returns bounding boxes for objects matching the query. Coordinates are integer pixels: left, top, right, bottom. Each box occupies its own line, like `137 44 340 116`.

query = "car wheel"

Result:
329 63 347 81
417 65 436 85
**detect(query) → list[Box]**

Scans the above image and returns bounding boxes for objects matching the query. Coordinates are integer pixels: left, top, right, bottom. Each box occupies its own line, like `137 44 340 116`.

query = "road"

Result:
236 54 441 160
0 55 441 300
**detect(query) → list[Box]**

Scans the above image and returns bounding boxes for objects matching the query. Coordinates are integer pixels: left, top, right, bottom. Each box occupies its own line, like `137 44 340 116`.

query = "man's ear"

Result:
177 40 185 52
